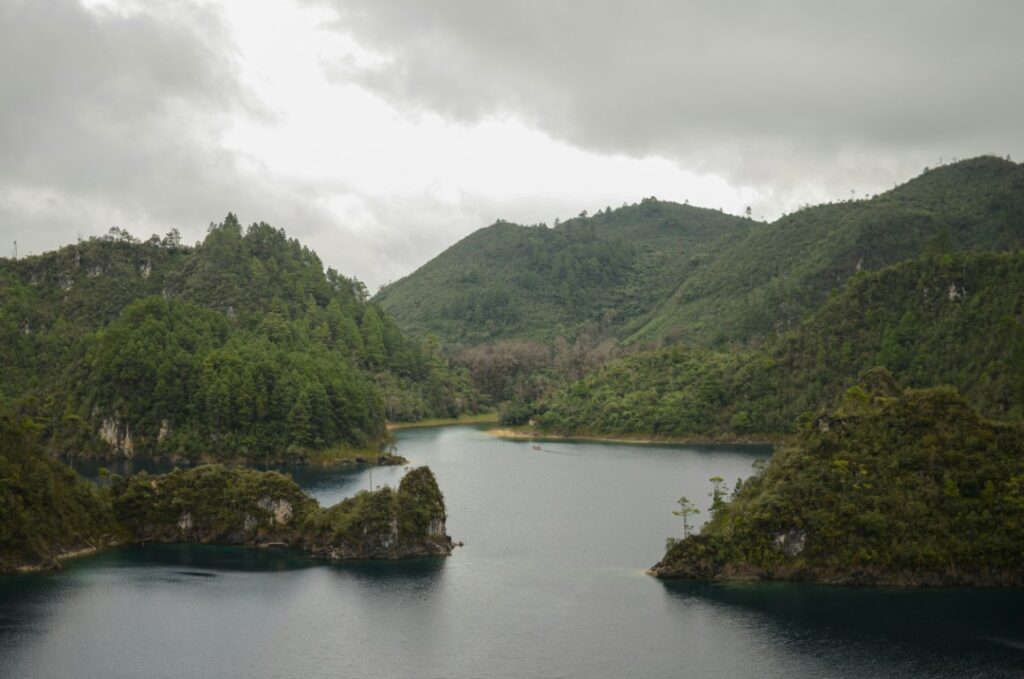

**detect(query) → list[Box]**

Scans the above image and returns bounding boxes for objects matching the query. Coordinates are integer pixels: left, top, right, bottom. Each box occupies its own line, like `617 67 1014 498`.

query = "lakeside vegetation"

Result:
387 411 499 430
651 376 1024 586
528 250 1024 438
378 157 1024 430
0 407 451 573
0 215 480 463
0 411 117 573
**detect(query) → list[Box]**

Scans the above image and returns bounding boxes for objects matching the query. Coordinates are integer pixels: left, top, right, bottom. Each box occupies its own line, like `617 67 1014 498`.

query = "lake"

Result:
1 425 1021 678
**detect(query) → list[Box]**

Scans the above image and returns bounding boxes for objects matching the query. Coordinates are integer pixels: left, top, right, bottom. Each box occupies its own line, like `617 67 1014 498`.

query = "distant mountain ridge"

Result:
375 200 757 345
377 156 1024 349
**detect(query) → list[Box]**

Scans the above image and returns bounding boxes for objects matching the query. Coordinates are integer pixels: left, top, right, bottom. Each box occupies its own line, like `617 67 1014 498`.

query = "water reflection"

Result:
661 579 1024 676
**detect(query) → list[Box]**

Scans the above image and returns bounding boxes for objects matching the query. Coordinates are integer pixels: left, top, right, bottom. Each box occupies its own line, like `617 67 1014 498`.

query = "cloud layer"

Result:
328 0 1024 184
2 0 1021 288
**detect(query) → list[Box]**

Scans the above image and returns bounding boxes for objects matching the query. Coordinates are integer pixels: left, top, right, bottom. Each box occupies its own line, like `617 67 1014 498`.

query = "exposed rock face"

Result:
774 529 806 558
258 497 293 525
99 418 134 457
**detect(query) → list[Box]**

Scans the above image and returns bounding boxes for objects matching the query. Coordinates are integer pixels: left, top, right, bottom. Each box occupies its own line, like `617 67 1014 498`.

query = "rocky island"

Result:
1 411 453 573
650 372 1024 587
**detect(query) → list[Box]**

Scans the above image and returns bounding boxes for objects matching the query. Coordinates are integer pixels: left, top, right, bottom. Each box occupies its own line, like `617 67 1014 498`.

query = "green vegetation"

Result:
109 464 317 544
0 402 452 573
0 411 117 572
379 157 1024 422
387 411 499 430
110 464 452 560
532 250 1024 437
378 157 1022 353
375 201 755 345
0 215 479 462
651 380 1024 586
631 156 1024 347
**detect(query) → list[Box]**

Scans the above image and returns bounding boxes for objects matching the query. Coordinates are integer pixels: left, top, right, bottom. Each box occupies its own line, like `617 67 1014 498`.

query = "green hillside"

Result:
0 411 117 573
650 381 1024 586
531 250 1024 437
378 157 1024 353
0 215 478 461
632 156 1024 346
374 201 757 345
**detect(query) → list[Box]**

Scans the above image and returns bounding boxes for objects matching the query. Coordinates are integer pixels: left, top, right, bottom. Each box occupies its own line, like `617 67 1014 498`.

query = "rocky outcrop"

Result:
301 467 453 560
108 464 453 561
98 417 134 457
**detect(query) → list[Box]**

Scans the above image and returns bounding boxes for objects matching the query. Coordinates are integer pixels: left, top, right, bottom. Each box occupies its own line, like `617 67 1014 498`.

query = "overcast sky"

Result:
2 0 1022 289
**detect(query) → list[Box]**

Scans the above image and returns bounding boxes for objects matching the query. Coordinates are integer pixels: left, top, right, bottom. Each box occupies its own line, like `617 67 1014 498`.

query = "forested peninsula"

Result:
650 373 1024 586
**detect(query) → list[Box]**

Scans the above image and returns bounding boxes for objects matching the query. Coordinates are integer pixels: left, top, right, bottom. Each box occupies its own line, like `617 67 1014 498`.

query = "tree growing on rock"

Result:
673 496 700 538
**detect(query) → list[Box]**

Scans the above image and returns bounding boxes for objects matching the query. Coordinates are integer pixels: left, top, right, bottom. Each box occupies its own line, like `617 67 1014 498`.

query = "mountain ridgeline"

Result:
0 215 478 462
378 157 1024 351
375 201 758 345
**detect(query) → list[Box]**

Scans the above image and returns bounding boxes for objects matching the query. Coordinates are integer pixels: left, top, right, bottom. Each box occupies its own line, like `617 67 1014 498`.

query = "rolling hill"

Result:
375 200 758 345
378 157 1024 351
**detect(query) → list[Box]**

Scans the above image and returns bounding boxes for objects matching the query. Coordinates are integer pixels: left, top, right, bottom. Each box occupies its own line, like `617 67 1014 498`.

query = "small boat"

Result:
532 445 542 451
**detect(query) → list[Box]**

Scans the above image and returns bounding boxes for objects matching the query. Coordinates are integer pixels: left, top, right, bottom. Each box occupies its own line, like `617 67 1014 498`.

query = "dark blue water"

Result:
1 426 1021 678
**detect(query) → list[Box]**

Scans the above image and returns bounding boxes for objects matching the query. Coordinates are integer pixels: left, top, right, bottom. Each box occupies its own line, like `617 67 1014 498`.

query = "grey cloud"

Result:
318 0 1024 197
0 1 366 281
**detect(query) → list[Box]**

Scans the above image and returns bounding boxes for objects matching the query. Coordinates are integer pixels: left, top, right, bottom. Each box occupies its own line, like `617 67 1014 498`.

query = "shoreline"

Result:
485 427 784 447
387 412 499 431
15 543 113 574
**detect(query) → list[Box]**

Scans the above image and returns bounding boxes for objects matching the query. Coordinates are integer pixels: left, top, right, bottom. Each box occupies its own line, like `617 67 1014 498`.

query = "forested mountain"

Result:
651 379 1024 586
531 250 1024 437
379 157 1024 352
632 156 1024 346
0 215 478 461
375 201 757 345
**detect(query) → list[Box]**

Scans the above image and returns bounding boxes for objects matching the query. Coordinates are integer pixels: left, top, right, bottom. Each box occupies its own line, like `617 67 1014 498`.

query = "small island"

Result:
650 371 1024 587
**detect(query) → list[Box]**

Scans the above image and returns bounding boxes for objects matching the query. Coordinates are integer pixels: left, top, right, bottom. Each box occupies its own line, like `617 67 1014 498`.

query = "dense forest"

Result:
631 156 1024 347
0 215 478 462
0 410 116 572
529 250 1024 437
378 157 1024 423
375 201 756 345
651 374 1024 586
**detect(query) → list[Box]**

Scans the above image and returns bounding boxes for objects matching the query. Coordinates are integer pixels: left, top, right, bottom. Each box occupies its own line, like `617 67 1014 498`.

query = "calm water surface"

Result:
1 426 1021 678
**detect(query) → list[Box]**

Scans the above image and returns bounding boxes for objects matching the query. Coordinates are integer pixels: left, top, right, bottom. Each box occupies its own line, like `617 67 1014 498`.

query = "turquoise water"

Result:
1 426 1021 678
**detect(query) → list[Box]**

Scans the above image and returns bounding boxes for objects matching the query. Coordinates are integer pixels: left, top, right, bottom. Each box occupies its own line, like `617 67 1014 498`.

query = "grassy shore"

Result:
486 426 784 447
387 412 499 431
303 445 406 466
